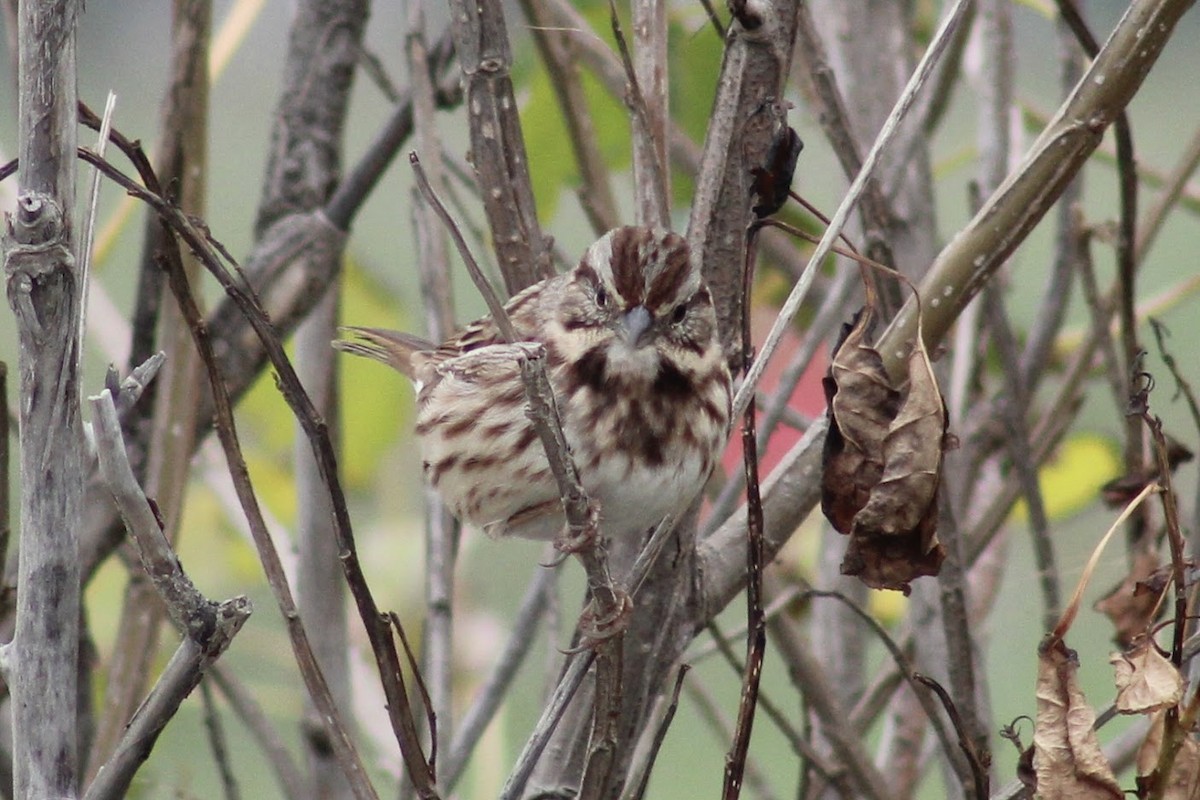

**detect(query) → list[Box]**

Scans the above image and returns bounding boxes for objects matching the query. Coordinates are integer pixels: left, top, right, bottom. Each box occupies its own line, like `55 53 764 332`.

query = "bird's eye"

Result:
596 288 609 308
671 303 688 324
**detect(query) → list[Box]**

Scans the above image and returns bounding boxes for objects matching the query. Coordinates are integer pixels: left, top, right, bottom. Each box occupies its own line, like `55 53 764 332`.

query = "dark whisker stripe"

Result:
653 361 694 398
568 346 608 394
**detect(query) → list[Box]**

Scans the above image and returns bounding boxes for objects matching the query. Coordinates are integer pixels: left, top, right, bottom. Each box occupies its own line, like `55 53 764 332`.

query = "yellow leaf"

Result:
1011 434 1120 522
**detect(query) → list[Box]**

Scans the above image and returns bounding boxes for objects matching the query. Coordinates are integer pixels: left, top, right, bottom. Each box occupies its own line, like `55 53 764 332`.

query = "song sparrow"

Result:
336 226 731 542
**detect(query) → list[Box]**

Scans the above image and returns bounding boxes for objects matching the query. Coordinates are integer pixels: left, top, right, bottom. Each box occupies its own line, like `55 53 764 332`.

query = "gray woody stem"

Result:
448 0 551 294
85 387 252 800
0 0 83 796
686 1 799 366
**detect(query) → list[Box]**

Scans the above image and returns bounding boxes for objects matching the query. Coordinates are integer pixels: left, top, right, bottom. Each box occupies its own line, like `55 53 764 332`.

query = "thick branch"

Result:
1 1 83 796
448 0 550 294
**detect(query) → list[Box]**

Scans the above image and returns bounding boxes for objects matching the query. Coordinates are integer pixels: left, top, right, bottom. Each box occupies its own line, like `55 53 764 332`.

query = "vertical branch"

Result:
519 0 620 235
407 4 459 777
0 363 8 585
448 0 550 294
295 288 352 800
0 1 82 797
721 229 767 800
254 0 368 234
630 0 670 227
1017 21 1085 386
686 0 799 367
88 0 212 778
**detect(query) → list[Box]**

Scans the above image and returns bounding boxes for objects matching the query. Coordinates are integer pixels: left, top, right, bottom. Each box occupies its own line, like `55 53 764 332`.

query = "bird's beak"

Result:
618 305 654 347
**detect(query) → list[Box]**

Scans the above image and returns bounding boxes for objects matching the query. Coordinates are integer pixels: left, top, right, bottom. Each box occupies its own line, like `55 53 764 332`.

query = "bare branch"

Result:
519 0 620 235
2 1 83 795
85 388 251 800
448 0 551 293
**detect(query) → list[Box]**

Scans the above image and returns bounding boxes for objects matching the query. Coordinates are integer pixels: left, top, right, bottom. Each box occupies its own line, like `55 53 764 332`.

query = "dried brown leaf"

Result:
1094 550 1164 647
821 307 899 533
839 515 944 594
1135 712 1200 799
1101 433 1194 507
838 336 947 593
851 340 944 536
1033 638 1123 799
1110 640 1182 715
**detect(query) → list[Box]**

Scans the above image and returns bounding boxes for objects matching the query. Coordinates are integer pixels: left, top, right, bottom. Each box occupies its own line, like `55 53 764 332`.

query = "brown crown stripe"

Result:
645 234 691 310
608 227 653 305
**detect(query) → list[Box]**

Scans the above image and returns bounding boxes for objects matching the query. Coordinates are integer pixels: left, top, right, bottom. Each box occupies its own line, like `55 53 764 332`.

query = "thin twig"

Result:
0 363 8 587
1136 123 1200 261
682 680 783 800
764 607 891 800
519 0 619 235
210 664 307 800
801 590 969 785
500 650 597 800
1149 320 1200 446
912 674 989 799
623 664 688 800
77 91 116 369
1018 18 1082 387
721 225 769 800
407 7 459 778
200 679 242 800
982 286 1059 630
705 618 847 789
443 567 556 791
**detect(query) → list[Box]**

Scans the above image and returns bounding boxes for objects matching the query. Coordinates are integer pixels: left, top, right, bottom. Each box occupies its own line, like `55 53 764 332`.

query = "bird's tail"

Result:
333 326 435 380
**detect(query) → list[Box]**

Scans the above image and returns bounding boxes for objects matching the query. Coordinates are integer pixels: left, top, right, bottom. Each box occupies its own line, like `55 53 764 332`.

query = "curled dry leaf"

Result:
822 306 947 593
1110 639 1182 715
821 307 899 534
1135 712 1200 799
1094 550 1164 647
1100 432 1194 507
1033 637 1123 800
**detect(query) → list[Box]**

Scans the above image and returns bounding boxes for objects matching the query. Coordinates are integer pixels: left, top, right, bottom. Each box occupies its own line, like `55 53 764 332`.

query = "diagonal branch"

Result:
85 386 252 800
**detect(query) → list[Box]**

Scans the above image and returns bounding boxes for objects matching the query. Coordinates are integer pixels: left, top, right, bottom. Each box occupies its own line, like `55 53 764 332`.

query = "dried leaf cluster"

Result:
1026 460 1200 800
821 286 948 593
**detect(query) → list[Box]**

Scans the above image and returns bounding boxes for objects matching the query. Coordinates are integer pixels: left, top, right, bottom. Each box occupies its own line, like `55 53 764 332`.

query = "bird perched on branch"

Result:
336 226 731 543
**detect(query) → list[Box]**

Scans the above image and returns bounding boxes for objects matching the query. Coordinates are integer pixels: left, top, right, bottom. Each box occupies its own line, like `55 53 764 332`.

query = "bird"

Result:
335 226 732 544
